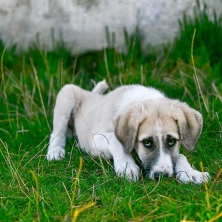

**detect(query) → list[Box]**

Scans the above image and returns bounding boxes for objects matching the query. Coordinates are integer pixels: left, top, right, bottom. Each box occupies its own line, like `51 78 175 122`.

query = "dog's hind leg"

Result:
92 80 108 94
46 84 84 161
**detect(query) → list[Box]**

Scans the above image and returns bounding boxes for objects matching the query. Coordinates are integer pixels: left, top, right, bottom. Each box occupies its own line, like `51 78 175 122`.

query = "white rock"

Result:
0 0 221 54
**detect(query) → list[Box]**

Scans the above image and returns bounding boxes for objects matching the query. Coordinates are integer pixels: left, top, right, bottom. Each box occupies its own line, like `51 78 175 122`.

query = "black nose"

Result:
154 172 168 180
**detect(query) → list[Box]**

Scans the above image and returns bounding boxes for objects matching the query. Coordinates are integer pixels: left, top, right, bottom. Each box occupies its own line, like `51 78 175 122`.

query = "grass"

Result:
0 8 222 222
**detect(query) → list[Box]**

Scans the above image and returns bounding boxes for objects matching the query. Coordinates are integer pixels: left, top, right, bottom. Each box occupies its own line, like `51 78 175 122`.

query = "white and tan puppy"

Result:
47 80 209 183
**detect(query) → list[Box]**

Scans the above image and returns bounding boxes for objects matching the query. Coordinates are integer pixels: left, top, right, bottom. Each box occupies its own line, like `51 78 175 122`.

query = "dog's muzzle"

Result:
153 171 169 180
145 167 173 180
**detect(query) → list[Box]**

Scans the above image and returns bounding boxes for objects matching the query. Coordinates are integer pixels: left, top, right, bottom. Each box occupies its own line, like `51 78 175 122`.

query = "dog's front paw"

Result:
115 161 140 182
46 146 65 161
176 170 210 184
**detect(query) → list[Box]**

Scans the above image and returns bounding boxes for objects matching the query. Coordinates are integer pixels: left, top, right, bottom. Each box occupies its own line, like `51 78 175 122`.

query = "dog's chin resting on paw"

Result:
46 80 210 184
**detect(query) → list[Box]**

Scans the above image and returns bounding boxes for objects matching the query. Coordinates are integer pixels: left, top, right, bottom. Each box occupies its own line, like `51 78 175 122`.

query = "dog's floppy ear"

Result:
172 102 203 151
114 103 145 154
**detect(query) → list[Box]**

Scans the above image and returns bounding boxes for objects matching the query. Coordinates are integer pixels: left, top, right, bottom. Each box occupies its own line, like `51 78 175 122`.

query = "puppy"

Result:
47 80 209 183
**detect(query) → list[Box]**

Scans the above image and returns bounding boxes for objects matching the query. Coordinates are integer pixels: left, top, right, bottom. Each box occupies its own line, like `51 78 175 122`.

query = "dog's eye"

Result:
167 136 177 147
142 138 153 149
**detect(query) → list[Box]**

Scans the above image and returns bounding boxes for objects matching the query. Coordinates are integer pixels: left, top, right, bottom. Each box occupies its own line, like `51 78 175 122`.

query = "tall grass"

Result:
0 8 221 222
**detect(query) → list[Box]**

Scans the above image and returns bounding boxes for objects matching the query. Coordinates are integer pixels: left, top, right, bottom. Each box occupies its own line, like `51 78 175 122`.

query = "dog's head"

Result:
114 99 203 180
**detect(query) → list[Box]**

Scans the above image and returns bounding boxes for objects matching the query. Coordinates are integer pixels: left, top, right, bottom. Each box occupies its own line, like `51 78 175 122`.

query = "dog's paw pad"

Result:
46 147 65 161
176 171 210 184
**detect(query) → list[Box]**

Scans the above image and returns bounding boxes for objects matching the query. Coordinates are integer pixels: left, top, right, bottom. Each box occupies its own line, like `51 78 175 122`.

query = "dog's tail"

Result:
92 80 109 94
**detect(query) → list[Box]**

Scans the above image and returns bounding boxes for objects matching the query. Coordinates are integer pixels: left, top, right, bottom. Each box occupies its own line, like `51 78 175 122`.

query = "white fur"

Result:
149 119 173 179
175 154 210 184
92 80 108 94
93 132 139 181
46 80 209 183
115 85 165 114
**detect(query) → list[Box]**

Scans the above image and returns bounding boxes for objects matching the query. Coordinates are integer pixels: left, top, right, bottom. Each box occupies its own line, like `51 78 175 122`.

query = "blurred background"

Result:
0 0 221 54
